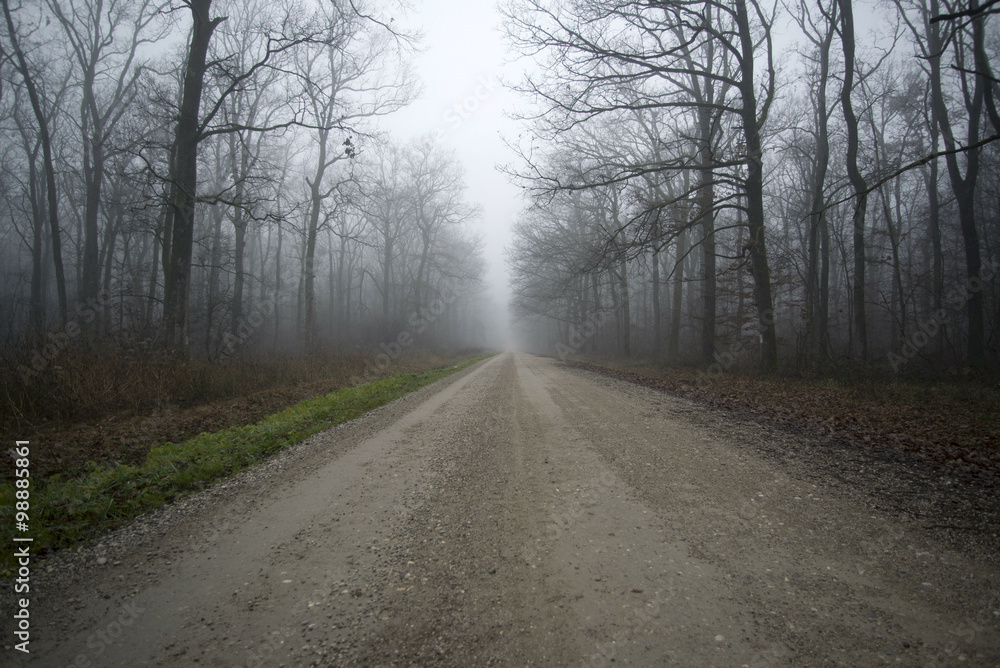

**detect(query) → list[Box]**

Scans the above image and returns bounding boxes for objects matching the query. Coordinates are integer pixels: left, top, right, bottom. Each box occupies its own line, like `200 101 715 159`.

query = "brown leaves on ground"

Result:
568 358 1000 486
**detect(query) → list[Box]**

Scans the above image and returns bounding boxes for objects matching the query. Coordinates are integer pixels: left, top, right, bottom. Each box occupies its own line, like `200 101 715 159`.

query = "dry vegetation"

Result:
1 346 480 480
569 357 1000 485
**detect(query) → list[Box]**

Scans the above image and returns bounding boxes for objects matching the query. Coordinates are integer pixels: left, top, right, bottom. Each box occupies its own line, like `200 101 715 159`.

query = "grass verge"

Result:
0 353 493 576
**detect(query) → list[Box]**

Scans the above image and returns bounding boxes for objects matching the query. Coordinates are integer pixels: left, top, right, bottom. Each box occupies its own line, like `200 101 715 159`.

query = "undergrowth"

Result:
0 345 375 434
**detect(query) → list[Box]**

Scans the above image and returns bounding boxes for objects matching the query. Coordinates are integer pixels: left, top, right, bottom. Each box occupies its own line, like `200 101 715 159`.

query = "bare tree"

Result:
159 0 351 357
927 0 989 368
790 0 837 363
403 138 479 310
2 0 69 325
504 0 779 369
838 0 872 362
45 0 165 317
293 1 413 349
159 0 224 356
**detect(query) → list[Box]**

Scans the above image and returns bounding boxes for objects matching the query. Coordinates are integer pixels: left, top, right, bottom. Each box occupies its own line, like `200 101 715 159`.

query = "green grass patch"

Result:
0 353 493 576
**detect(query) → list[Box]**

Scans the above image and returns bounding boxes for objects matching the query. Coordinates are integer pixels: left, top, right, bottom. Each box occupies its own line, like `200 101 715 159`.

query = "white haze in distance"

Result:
380 0 891 353
382 0 524 350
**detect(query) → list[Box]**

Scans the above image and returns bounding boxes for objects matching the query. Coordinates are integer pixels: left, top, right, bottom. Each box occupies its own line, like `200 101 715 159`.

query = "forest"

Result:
0 0 490 427
3 0 1000 437
504 0 1000 375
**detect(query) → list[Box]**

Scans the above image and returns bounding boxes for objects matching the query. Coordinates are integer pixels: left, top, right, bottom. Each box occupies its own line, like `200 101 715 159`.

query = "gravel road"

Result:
9 352 1000 666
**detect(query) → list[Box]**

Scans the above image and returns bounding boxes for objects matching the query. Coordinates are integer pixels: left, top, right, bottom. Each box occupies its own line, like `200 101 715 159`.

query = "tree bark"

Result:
668 226 685 362
839 0 869 362
162 0 224 357
652 246 661 355
303 126 328 351
697 105 716 365
735 0 777 371
230 131 250 339
14 115 46 338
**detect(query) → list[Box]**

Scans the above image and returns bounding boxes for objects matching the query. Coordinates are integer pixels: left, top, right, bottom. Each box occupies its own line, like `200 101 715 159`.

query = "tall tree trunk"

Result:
805 1 835 364
620 259 631 357
296 225 305 345
273 221 283 351
818 203 831 357
589 271 600 354
16 125 45 338
609 268 622 357
669 227 685 362
839 0 869 362
925 131 944 357
337 232 348 343
100 212 119 336
735 0 777 371
327 228 337 342
927 0 986 368
345 252 355 340
30 154 45 338
414 226 431 311
162 0 223 358
80 91 104 317
205 198 225 357
652 246 661 355
697 106 716 365
97 189 122 336
869 105 908 350
382 236 393 335
232 218 247 333
304 127 328 352
230 133 250 339
880 186 905 347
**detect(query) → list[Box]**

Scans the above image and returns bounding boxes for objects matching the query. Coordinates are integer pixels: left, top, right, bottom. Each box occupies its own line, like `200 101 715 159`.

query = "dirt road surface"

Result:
9 352 1000 666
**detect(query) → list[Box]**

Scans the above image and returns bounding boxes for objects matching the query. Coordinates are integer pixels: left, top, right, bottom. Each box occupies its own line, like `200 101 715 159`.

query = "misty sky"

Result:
381 0 523 320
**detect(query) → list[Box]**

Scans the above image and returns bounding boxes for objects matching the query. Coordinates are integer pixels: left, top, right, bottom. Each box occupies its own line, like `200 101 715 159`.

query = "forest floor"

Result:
0 349 478 482
568 356 1000 487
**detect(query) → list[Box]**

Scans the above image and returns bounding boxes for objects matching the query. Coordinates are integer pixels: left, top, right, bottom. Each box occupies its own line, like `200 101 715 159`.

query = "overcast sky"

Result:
381 0 523 336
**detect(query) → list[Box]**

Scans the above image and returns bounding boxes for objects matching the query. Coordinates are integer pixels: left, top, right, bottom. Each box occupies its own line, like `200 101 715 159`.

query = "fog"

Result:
381 0 524 351
500 0 1000 372
0 0 519 366
1 0 998 377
